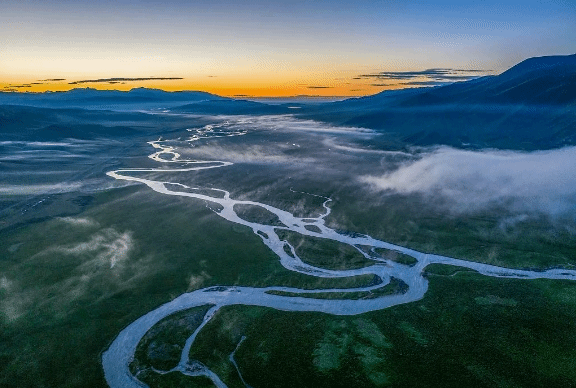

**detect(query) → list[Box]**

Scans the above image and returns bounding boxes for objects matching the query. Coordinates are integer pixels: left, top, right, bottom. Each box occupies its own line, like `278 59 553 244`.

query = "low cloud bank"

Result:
177 115 373 164
181 144 315 165
360 146 576 215
0 183 84 195
203 114 373 135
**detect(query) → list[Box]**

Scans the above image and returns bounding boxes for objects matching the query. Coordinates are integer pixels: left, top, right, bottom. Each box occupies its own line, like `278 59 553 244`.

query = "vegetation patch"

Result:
188 305 267 388
373 248 418 266
283 243 295 257
130 305 214 373
313 319 392 386
304 224 322 233
254 272 380 291
398 321 428 345
276 229 374 270
233 204 286 226
424 263 476 277
137 371 215 388
266 278 406 300
475 295 518 307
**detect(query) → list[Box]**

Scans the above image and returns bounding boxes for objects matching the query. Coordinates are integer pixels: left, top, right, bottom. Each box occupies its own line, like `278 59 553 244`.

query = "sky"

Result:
1 0 575 97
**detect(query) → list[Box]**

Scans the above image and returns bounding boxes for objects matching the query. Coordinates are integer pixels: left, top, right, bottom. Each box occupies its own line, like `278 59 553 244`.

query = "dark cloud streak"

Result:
68 77 183 85
6 84 32 88
357 68 491 84
401 81 448 86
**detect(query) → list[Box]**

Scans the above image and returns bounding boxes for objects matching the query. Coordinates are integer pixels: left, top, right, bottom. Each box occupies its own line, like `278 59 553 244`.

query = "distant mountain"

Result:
0 105 154 141
398 54 576 106
0 87 224 108
0 87 295 115
299 54 576 150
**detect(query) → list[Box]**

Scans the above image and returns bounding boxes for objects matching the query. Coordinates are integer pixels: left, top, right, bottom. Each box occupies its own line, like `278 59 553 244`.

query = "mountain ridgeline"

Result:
401 53 576 106
1 54 575 150
0 87 223 107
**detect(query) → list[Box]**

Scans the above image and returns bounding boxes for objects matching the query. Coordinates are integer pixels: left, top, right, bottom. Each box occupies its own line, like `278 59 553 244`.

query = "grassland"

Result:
2 107 575 388
181 273 576 388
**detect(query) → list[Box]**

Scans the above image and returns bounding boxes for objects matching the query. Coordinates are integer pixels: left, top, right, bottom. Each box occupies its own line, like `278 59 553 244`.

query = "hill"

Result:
300 54 576 150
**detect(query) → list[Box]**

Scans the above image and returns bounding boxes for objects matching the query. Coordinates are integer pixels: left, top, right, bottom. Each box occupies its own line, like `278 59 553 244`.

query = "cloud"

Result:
0 183 84 195
401 81 448 86
360 146 576 215
58 217 100 228
0 277 29 322
1 227 144 323
68 77 183 85
187 271 212 291
39 78 66 81
307 86 333 89
181 143 314 165
262 115 372 135
322 138 412 156
53 228 133 268
175 115 372 165
6 84 32 88
0 178 123 196
191 115 373 136
0 276 14 292
357 68 491 85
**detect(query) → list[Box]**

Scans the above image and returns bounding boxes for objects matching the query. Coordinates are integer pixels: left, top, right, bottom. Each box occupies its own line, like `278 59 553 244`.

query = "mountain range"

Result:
1 54 575 150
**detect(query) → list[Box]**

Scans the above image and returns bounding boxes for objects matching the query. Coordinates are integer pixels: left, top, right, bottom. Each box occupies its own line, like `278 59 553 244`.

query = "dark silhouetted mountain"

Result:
0 105 160 141
0 87 295 115
398 54 576 106
298 54 576 150
0 105 57 133
0 88 224 109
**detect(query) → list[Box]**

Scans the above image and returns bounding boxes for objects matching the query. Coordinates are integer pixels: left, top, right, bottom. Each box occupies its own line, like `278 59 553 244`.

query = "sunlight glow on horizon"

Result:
1 0 574 97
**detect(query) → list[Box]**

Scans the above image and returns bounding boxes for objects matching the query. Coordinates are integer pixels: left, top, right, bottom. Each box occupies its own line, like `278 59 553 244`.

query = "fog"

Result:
361 146 576 215
189 114 374 136
180 143 316 165
0 221 148 324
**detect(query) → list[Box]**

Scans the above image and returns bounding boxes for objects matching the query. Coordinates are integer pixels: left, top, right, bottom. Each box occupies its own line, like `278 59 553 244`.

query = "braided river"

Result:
102 123 576 388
